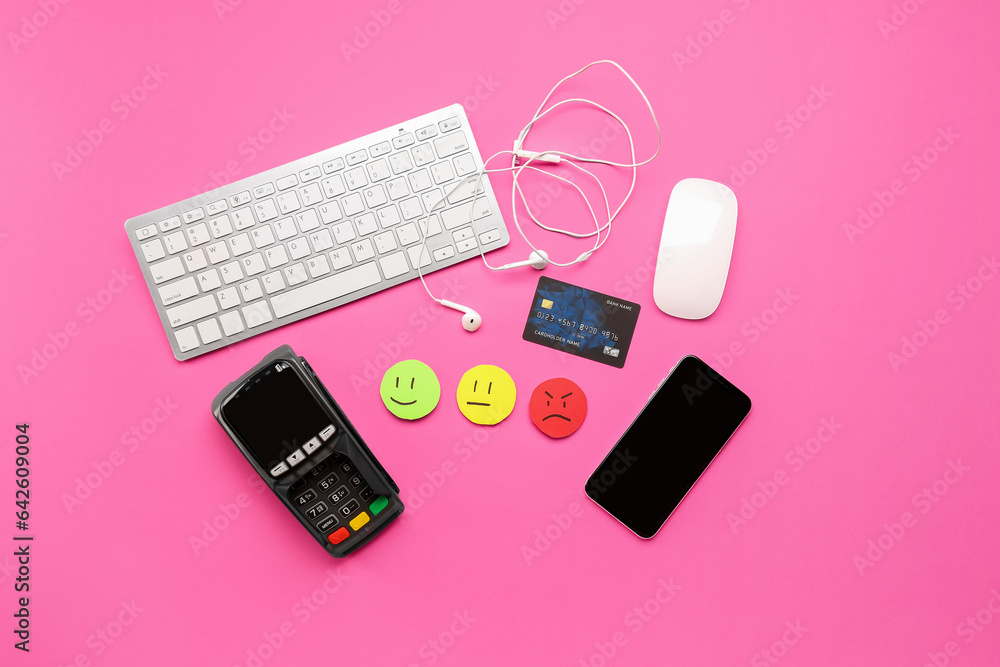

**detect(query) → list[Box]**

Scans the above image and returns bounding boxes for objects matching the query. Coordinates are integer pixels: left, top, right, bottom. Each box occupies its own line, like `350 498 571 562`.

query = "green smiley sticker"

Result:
380 360 441 420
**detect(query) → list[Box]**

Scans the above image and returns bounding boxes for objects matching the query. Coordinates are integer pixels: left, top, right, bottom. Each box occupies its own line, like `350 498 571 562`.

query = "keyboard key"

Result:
321 175 346 198
197 318 222 344
418 215 442 237
367 159 390 182
479 228 502 245
232 209 255 230
300 182 323 206
379 251 408 279
228 233 252 256
158 277 198 306
271 263 382 318
206 200 228 215
351 239 376 262
342 193 364 216
346 149 368 165
453 227 474 243
433 245 455 262
374 231 397 254
184 249 207 272
265 245 289 268
407 245 431 268
175 326 199 353
322 157 345 173
210 214 233 238
253 199 279 222
408 169 432 192
217 286 240 309
229 191 252 206
151 257 184 284
274 217 297 240
242 253 266 276
441 198 491 230
356 213 378 236
370 141 391 157
318 202 342 224
434 130 469 158
262 271 285 294
392 132 415 149
363 184 387 207
239 279 263 302
219 261 243 284
242 301 273 328
331 221 356 245
457 238 478 253
206 242 230 264
454 152 477 176
399 197 422 220
412 144 434 166
251 226 275 248
135 224 157 241
307 255 330 278
345 167 367 190
389 152 412 174
288 237 310 260
252 183 275 198
295 209 321 233
197 268 222 292
330 248 352 270
415 125 437 140
219 310 244 335
166 294 218 327
141 239 165 262
439 116 461 132
386 177 409 200
159 217 181 232
300 166 322 182
283 263 308 286
431 162 455 185
276 174 298 190
277 191 301 214
310 229 335 252
183 208 205 223
447 175 484 205
377 205 401 228
164 231 188 254
396 223 419 246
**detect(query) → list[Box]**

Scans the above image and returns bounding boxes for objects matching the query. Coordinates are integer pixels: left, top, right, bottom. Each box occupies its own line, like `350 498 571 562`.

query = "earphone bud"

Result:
440 300 483 332
498 249 549 271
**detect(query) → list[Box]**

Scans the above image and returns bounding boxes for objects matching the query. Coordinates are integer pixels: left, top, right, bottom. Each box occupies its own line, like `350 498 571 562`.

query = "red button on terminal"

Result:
328 527 350 545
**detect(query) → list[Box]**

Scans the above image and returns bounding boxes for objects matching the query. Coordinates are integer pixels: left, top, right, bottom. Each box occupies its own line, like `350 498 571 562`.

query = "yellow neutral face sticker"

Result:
380 360 441 420
456 364 516 425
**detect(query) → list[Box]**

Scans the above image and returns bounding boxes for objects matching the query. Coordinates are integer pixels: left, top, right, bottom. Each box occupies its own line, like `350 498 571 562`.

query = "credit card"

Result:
522 276 640 368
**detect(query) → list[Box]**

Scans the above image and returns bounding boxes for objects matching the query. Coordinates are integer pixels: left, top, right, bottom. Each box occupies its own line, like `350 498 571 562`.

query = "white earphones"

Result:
497 249 550 271
416 60 661 331
439 300 483 332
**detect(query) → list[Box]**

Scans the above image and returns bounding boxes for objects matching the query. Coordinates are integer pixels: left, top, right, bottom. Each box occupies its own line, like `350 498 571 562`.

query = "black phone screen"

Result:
220 362 332 471
585 356 751 538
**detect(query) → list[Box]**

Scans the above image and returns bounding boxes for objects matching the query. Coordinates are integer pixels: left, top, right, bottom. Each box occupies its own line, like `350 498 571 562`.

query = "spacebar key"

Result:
271 262 382 317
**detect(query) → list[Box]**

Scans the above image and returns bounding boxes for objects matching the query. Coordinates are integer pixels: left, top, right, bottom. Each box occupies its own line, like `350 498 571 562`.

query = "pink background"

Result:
3 1 999 665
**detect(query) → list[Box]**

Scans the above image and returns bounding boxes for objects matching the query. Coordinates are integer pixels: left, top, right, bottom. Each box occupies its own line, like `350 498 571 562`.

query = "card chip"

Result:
541 299 553 309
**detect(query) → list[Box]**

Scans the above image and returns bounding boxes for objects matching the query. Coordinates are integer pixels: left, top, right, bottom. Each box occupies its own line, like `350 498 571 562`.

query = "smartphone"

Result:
585 355 751 538
212 345 403 557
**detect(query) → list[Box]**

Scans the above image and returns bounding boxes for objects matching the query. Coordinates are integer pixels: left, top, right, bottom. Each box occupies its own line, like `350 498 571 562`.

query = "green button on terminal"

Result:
369 496 389 515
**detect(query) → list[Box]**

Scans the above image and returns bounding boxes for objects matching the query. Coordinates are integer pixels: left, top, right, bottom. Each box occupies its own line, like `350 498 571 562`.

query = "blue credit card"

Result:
522 276 641 368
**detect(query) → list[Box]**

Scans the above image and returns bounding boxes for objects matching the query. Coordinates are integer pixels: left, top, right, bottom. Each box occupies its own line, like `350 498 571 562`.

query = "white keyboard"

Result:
125 105 510 360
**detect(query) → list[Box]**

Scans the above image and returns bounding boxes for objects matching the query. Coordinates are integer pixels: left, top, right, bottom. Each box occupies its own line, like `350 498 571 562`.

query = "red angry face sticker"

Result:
528 378 587 438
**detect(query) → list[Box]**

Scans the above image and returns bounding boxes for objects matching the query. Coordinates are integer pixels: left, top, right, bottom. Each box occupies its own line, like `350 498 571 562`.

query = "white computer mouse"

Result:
653 178 738 319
